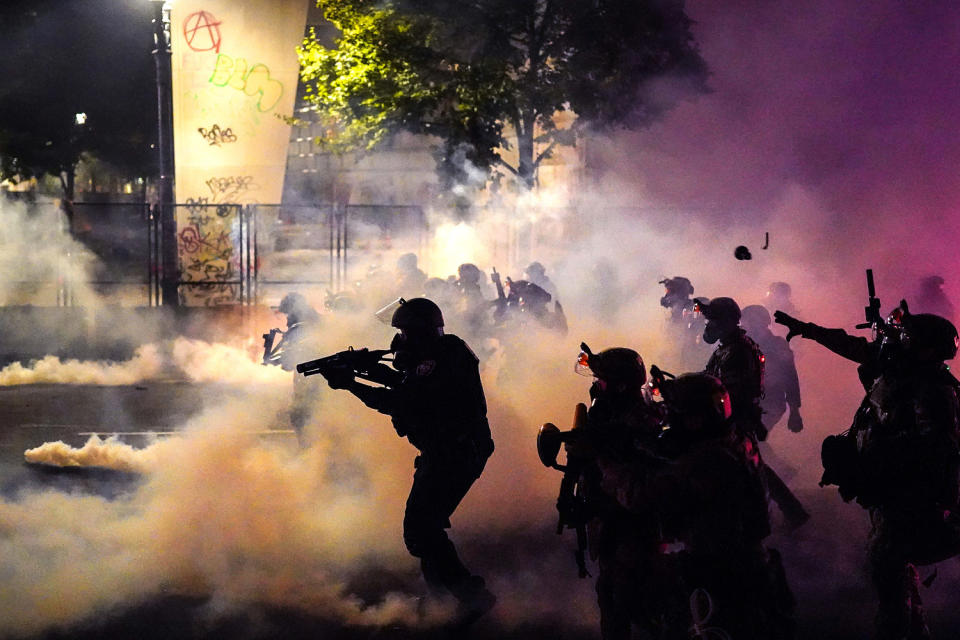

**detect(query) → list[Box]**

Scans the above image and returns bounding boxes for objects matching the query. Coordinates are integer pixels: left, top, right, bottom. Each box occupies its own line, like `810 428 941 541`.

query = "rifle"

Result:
296 347 400 387
490 268 511 322
855 269 883 331
262 328 283 365
853 269 911 384
537 402 592 578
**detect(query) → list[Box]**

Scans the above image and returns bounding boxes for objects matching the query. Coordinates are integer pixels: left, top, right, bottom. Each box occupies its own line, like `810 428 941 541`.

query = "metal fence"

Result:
5 201 157 307
251 203 427 307
18 201 427 307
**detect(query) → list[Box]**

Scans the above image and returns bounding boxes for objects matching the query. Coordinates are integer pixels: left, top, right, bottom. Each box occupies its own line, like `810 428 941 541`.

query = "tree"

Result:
0 1 156 199
298 0 709 191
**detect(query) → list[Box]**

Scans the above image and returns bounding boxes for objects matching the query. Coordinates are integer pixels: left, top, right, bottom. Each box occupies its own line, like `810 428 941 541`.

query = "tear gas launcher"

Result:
537 402 592 578
296 347 401 387
262 328 283 365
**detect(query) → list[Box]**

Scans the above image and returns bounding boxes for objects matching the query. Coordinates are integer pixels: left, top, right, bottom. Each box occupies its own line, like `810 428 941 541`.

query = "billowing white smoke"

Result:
0 199 99 306
9 0 960 632
0 338 289 387
2 388 463 636
0 344 164 386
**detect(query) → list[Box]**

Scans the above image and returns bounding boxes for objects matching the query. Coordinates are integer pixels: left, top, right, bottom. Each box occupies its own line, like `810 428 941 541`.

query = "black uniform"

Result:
610 381 794 640
350 333 495 607
584 382 662 640
746 326 803 432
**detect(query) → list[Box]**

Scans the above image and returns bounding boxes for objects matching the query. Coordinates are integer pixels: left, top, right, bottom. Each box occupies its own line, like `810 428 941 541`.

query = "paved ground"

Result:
2 383 959 639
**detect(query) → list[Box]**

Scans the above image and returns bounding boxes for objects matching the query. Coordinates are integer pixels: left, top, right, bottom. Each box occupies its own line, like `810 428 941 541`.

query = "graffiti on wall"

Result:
198 124 237 146
173 1 307 305
177 204 241 305
205 175 256 202
209 54 284 112
183 11 222 53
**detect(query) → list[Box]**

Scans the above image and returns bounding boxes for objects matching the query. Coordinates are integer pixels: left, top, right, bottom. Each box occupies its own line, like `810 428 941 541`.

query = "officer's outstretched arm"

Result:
774 311 871 364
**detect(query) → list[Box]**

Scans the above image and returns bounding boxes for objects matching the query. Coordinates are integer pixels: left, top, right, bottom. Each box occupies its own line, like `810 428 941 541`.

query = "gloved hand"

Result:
787 409 804 433
563 431 595 459
773 310 809 342
323 368 354 390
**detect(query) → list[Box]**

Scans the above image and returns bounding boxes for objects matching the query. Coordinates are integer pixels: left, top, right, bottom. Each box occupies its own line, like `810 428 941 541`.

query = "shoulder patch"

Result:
416 360 437 377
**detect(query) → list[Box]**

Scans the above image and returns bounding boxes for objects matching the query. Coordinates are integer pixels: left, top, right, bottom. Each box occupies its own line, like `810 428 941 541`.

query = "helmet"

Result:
696 297 741 322
740 304 772 330
391 297 444 330
660 373 732 423
457 263 482 284
580 347 647 386
661 276 694 297
278 292 308 316
525 261 546 279
904 313 958 361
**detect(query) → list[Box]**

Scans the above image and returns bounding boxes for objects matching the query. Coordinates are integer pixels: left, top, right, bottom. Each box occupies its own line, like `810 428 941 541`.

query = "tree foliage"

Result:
299 0 709 190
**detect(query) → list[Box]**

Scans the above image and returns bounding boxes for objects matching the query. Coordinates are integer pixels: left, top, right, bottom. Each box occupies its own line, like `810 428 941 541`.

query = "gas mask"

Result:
702 319 726 344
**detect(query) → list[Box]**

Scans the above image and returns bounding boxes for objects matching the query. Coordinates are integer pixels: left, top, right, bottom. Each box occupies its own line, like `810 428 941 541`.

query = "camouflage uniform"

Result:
779 317 960 639
704 327 766 440
857 360 960 639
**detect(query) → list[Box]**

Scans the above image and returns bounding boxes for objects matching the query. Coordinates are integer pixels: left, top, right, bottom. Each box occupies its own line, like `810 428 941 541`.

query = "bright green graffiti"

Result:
209 54 284 112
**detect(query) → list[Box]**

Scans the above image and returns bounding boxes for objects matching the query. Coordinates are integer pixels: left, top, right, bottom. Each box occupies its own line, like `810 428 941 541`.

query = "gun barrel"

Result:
866 268 876 299
296 358 327 375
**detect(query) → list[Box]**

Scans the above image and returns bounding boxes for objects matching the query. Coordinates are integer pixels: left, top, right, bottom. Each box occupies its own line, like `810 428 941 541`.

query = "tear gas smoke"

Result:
0 344 163 386
0 338 289 387
25 434 162 472
0 199 99 306
6 0 960 636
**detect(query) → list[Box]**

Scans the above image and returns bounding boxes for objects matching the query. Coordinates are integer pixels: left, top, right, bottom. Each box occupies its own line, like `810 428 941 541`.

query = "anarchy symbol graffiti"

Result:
183 11 222 53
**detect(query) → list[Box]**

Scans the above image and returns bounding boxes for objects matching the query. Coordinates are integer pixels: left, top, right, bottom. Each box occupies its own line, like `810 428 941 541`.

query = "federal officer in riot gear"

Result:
660 276 696 323
502 279 567 334
776 307 960 639
322 298 496 621
523 260 558 300
395 252 428 297
741 304 804 433
264 292 322 445
766 281 797 315
699 296 810 530
607 372 795 640
660 276 709 370
575 346 662 640
453 263 491 335
698 297 767 440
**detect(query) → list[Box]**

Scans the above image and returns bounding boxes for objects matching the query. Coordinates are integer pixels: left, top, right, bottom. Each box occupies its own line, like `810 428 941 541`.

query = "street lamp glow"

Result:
74 113 87 126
